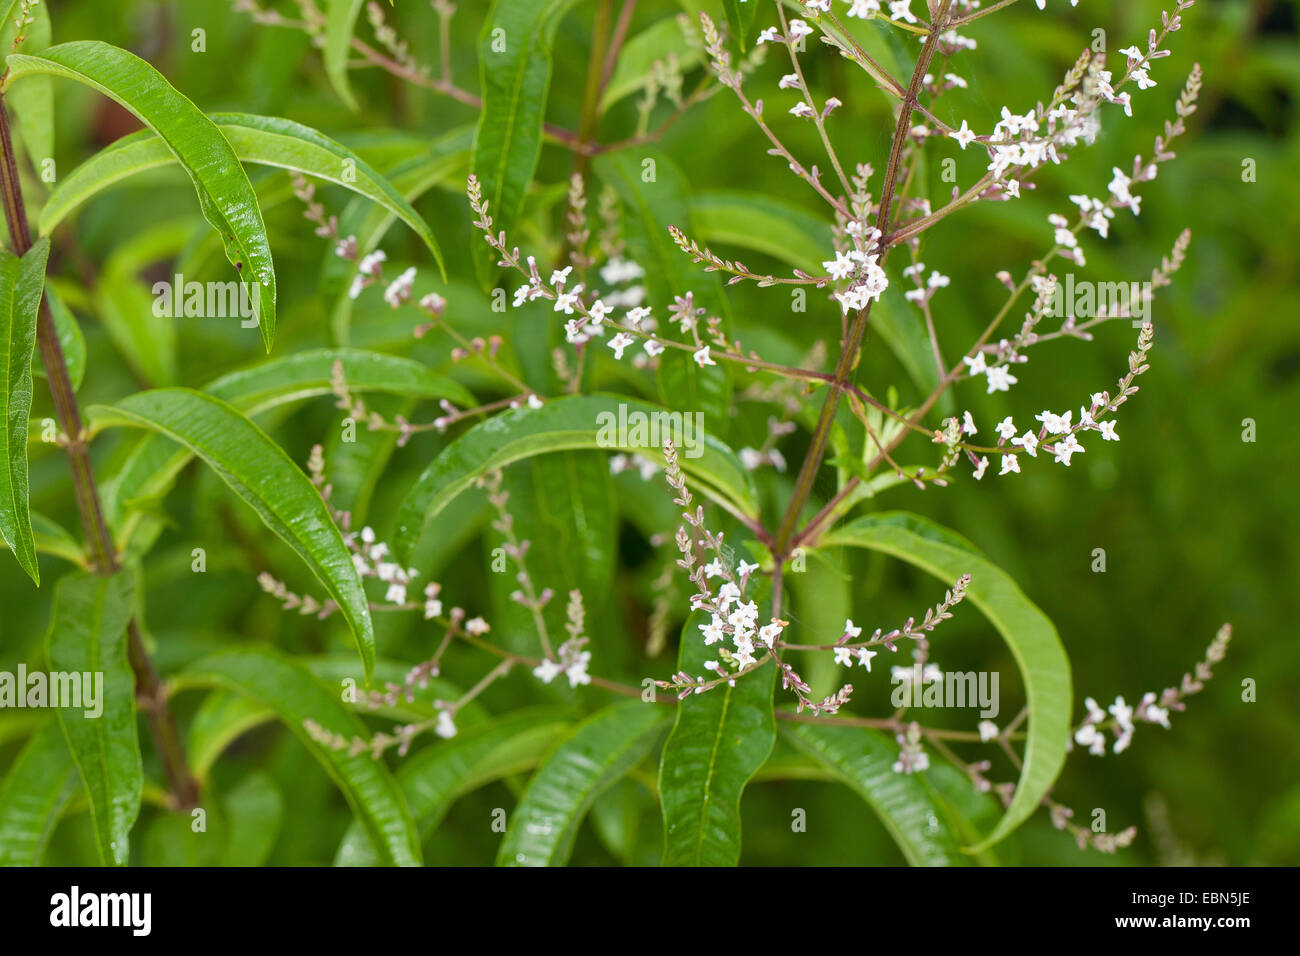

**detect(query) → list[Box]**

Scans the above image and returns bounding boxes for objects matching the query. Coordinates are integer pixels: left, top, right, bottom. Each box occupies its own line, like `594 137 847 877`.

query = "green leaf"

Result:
393 394 758 563
0 0 52 176
89 389 375 679
780 721 971 866
722 0 758 51
324 0 366 109
820 511 1071 851
45 571 141 867
691 190 833 275
186 691 276 782
600 17 702 112
5 41 278 350
102 348 470 547
0 237 48 585
594 150 732 434
0 721 79 866
36 284 85 392
94 269 177 387
41 113 443 275
173 647 422 866
336 709 570 866
499 701 669 867
659 610 777 866
206 347 475 414
471 0 581 283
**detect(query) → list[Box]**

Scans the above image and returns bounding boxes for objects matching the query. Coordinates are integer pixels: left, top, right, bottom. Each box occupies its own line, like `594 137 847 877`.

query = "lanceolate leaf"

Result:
89 389 375 679
721 0 758 51
393 395 759 563
0 237 49 585
40 113 443 274
336 709 570 866
324 0 366 109
45 571 141 867
820 512 1071 852
5 41 278 350
659 610 777 867
780 722 971 866
36 284 86 392
471 0 581 282
498 702 669 867
0 721 79 866
690 191 833 275
102 349 470 543
173 648 422 866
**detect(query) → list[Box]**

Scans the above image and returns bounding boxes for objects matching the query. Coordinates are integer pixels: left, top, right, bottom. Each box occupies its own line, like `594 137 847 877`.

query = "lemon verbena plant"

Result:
0 0 1233 867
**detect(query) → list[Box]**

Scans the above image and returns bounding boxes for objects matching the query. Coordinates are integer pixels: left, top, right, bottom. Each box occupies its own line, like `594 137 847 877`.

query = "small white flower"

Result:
978 720 999 742
949 119 976 150
532 658 563 684
1098 420 1119 441
464 617 490 636
962 352 988 376
833 647 854 667
1052 433 1085 466
692 345 716 367
606 332 635 360
435 710 457 739
1011 431 1039 457
973 456 989 480
995 416 1017 441
856 647 877 671
999 453 1020 475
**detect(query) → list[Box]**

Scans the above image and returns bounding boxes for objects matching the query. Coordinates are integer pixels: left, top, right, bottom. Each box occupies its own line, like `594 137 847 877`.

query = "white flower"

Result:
962 352 988 376
999 453 1020 475
972 456 989 480
978 720 999 742
1098 420 1119 441
844 619 863 639
1052 433 1085 466
962 410 977 435
823 251 856 280
692 345 716 367
1011 431 1039 457
549 266 573 287
587 299 612 326
888 0 916 23
1145 704 1171 729
643 339 665 357
699 615 726 645
758 621 784 646
779 73 800 90
532 658 563 684
949 119 976 149
834 647 854 667
565 650 592 687
737 560 760 578
856 648 877 671
607 332 635 360
789 101 817 119
787 19 814 41
757 27 780 44
435 709 457 739
382 267 417 308
385 582 407 605
465 617 490 636
1074 723 1105 756
995 416 1017 441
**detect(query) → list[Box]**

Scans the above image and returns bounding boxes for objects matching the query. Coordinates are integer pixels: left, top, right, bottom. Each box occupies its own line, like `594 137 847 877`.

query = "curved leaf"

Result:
41 113 443 273
820 511 1071 852
0 237 48 584
0 721 79 866
336 709 570 866
102 348 473 539
173 647 422 866
207 347 475 414
45 571 141 867
659 610 777 867
89 388 375 679
393 394 758 563
324 0 366 109
780 721 971 866
471 0 581 281
37 284 86 392
5 41 278 350
498 701 668 867
691 190 833 275
722 0 758 51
